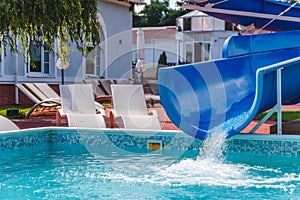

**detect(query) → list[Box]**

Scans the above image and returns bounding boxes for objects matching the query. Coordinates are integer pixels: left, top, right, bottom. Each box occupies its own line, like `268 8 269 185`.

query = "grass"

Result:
255 111 300 122
1 106 300 122
0 106 31 119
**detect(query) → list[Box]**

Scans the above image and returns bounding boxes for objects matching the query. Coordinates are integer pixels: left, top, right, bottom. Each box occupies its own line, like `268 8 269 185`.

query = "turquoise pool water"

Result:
1 128 300 199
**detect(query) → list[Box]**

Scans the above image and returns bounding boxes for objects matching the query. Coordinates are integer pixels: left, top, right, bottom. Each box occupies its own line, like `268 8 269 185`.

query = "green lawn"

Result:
0 106 31 119
1 106 300 122
255 111 300 122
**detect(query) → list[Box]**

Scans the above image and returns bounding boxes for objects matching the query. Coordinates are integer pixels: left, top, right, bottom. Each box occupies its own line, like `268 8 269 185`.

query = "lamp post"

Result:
56 57 70 85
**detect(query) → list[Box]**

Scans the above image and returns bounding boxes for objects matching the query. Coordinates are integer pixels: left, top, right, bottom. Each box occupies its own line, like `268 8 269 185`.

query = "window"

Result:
85 23 104 77
177 19 183 32
86 47 101 76
0 43 3 76
0 36 6 76
185 43 193 63
185 42 211 63
194 43 201 62
183 18 191 31
28 41 50 75
225 22 234 31
203 43 211 61
180 32 214 63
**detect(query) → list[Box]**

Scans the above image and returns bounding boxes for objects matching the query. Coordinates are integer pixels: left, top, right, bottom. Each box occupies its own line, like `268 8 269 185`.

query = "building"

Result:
176 10 238 64
132 26 178 68
132 10 238 81
0 0 142 106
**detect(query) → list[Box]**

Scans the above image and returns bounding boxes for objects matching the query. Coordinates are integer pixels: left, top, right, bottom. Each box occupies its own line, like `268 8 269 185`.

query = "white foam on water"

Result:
85 132 300 197
151 132 300 192
155 132 249 187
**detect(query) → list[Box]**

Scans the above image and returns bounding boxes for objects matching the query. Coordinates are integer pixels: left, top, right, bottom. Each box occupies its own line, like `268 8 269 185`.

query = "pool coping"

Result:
1 127 300 155
2 126 300 140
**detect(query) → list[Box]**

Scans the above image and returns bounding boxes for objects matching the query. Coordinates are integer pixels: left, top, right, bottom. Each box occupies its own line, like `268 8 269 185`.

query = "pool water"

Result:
1 133 300 199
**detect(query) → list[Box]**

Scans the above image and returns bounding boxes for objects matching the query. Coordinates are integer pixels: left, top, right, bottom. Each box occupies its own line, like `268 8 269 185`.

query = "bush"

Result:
158 51 167 66
157 51 168 79
0 106 31 119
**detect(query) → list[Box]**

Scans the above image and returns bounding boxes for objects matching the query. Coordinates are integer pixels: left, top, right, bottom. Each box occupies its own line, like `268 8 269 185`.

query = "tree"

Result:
162 8 188 26
140 0 169 27
158 51 167 66
133 0 188 27
156 51 167 78
0 0 100 62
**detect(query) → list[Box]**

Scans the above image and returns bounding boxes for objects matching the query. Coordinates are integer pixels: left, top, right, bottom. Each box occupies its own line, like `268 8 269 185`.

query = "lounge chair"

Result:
99 79 113 95
114 79 134 85
113 79 156 106
58 84 106 128
145 80 160 106
82 79 112 104
33 83 60 99
0 116 20 131
16 83 61 118
110 84 161 130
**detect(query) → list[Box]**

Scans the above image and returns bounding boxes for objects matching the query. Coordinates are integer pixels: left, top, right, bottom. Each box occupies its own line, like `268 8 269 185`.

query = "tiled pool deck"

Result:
1 104 300 156
11 105 180 131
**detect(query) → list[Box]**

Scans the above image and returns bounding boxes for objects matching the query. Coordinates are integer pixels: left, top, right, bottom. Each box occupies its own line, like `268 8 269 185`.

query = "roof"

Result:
177 10 208 19
127 0 146 4
103 0 146 8
132 26 177 42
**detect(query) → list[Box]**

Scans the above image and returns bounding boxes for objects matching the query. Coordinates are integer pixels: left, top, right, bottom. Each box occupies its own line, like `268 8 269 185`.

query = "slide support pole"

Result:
249 68 283 134
277 68 282 135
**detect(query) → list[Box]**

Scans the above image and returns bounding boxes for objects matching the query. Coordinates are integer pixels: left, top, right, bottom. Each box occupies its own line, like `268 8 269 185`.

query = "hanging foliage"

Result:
0 0 100 62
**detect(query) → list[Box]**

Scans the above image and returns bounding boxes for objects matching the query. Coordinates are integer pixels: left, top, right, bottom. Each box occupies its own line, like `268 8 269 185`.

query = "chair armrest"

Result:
56 108 66 126
109 109 120 128
94 102 105 116
149 109 158 117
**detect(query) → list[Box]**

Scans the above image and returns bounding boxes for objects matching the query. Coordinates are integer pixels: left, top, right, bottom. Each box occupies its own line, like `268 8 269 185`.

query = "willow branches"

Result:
0 0 100 61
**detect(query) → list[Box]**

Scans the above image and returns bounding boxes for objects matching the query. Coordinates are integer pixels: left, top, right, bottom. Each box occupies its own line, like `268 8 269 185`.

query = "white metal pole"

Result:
277 68 282 135
15 53 19 105
15 37 19 105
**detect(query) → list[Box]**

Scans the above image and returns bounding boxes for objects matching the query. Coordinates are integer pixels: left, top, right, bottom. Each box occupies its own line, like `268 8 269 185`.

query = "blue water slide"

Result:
189 0 300 31
158 30 300 140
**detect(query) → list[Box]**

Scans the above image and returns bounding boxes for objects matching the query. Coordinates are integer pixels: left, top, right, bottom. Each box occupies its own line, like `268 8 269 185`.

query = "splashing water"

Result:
93 132 300 198
156 132 247 187
199 131 228 162
150 132 300 195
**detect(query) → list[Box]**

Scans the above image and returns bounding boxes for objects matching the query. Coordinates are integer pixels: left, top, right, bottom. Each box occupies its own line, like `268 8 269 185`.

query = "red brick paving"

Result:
11 104 300 134
240 120 277 134
12 104 180 131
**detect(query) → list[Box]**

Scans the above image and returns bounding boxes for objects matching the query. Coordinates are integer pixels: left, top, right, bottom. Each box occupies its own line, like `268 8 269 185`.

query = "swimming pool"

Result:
1 127 300 199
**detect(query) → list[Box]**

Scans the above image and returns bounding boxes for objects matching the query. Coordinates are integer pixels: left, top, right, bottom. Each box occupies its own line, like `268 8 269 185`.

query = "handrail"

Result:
246 57 300 134
258 56 300 74
183 4 300 23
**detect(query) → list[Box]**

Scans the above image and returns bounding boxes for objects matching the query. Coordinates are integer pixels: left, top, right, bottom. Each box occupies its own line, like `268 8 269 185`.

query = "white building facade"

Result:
176 10 238 64
132 11 238 73
0 0 138 106
132 10 238 81
132 26 178 68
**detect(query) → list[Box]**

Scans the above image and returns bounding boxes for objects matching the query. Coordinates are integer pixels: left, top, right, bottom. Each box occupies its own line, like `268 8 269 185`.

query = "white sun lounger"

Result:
82 79 112 104
33 83 61 99
16 83 61 118
0 116 20 131
59 84 106 128
110 84 161 130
